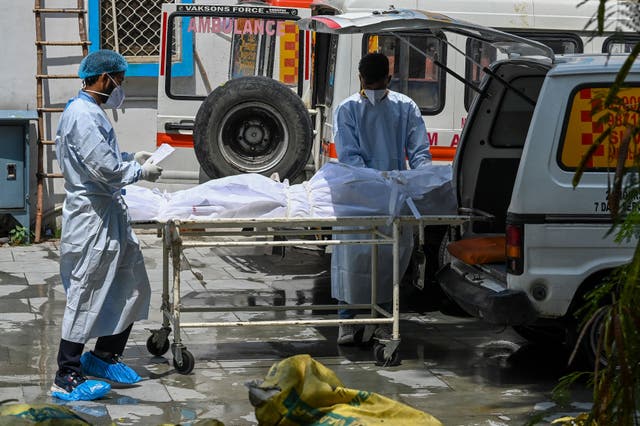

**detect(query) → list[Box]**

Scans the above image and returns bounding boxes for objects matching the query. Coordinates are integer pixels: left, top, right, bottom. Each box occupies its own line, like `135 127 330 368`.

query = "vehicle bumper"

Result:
437 264 538 325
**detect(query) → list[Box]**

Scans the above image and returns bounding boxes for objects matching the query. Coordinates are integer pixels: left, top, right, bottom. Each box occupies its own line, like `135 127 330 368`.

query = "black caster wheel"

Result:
146 333 170 356
373 342 401 367
173 348 195 374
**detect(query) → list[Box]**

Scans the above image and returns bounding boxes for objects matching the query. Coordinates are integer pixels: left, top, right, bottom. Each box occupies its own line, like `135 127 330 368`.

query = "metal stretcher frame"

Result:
146 214 470 373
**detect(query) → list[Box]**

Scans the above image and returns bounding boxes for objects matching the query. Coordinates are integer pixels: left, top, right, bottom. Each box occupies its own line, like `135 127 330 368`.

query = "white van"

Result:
300 6 640 365
155 0 637 184
436 52 640 365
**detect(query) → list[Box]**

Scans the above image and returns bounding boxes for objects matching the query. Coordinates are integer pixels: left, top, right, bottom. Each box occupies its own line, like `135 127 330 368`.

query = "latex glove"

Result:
141 163 163 182
133 151 153 165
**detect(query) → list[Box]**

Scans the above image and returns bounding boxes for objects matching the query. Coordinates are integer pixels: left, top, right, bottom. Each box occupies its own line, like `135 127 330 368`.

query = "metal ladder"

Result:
33 0 90 242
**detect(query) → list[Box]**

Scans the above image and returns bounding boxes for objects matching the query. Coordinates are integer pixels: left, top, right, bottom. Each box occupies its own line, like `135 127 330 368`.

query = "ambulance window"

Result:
489 75 544 148
165 14 303 100
518 32 583 55
364 33 446 114
603 36 640 53
464 40 497 111
559 85 640 171
326 35 339 107
312 34 338 108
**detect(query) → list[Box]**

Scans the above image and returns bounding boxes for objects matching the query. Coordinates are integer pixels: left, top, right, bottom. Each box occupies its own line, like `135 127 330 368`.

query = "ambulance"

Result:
156 0 637 184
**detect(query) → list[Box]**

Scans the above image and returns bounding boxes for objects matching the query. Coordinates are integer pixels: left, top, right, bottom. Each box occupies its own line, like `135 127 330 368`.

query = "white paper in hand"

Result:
144 143 175 165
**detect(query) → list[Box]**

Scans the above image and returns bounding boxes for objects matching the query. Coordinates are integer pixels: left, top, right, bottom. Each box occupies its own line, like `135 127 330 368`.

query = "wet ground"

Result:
0 231 592 425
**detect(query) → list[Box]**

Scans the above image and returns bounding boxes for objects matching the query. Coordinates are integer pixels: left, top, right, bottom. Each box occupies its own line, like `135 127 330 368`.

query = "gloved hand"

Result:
133 151 153 165
141 162 163 182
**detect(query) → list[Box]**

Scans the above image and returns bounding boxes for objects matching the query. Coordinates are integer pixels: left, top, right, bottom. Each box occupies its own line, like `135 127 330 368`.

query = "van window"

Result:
364 33 445 114
312 34 338 108
516 32 583 55
465 34 582 110
464 39 497 111
603 35 640 53
489 75 545 148
559 86 640 170
166 12 303 100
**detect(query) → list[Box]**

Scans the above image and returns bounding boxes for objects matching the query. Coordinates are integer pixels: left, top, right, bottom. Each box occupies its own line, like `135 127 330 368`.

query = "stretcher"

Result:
144 214 470 374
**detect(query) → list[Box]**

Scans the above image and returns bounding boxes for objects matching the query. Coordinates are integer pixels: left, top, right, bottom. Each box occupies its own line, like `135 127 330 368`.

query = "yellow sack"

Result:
0 402 90 425
247 354 442 426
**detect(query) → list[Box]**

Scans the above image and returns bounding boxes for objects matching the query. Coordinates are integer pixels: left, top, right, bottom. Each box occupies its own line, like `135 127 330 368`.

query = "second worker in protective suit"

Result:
332 52 432 345
51 50 163 401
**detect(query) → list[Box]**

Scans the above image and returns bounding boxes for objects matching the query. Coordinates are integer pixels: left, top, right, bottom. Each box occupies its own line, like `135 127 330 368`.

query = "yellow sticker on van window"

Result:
279 22 299 86
561 87 640 169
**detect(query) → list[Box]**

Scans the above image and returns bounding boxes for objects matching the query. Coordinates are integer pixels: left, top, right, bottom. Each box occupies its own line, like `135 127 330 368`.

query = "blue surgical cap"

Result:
78 50 128 79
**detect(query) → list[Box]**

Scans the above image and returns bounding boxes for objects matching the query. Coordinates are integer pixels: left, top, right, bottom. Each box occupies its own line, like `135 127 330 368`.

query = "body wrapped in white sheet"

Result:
124 162 456 222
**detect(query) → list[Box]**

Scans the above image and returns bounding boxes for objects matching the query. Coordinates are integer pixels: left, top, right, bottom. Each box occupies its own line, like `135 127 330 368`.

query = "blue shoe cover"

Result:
52 380 111 401
81 352 142 384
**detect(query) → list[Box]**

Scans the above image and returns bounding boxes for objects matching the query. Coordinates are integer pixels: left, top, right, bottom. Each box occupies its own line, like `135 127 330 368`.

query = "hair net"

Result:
78 50 128 79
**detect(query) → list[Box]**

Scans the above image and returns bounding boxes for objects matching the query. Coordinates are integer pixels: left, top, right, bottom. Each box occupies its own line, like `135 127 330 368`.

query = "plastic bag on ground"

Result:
246 354 443 426
0 402 91 424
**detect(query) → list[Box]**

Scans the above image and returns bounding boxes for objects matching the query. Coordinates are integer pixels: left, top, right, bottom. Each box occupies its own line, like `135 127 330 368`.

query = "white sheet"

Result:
124 162 456 222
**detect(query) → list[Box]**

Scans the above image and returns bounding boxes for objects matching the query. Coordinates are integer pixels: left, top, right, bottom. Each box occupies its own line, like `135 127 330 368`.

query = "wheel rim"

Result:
216 101 289 173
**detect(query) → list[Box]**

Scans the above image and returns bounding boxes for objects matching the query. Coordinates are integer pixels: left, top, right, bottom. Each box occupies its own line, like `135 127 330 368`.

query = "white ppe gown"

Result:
55 91 151 344
331 90 431 304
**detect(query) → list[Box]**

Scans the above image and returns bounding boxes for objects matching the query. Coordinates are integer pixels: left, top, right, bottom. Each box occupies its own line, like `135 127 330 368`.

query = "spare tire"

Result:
194 76 313 180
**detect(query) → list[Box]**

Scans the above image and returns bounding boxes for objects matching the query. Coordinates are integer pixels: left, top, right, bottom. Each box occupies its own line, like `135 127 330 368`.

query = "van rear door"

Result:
297 8 554 60
156 3 312 183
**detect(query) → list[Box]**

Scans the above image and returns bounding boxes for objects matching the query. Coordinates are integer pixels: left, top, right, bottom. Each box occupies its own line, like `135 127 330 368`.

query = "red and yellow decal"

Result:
561 87 640 169
279 22 299 85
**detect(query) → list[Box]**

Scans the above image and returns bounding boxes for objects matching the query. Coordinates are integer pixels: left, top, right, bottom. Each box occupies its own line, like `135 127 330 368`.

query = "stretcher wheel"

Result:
373 343 401 367
173 348 195 374
146 333 170 356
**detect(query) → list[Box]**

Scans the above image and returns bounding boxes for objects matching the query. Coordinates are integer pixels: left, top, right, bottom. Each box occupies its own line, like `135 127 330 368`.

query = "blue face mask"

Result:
84 74 125 109
104 74 125 109
364 89 387 106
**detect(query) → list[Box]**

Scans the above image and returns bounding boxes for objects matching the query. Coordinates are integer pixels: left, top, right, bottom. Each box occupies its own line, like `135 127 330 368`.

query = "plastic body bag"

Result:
123 162 456 222
247 354 443 426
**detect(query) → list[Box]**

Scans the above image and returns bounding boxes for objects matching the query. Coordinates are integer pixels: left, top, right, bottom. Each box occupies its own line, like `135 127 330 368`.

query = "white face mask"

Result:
364 89 387 105
84 74 125 109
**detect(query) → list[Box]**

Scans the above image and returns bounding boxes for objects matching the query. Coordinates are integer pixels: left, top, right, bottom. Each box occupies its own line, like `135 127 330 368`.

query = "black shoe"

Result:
51 370 86 394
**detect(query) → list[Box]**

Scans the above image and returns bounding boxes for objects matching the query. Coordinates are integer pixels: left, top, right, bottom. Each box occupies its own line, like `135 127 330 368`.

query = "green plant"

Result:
552 2 640 425
8 225 32 246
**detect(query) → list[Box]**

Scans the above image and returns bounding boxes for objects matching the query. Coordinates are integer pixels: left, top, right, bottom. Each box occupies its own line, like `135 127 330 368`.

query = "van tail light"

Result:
506 224 524 275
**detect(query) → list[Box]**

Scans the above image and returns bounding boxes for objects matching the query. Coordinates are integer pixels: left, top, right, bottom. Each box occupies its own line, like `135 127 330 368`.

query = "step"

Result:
37 107 65 113
36 74 78 79
35 41 91 46
33 8 86 14
37 172 63 179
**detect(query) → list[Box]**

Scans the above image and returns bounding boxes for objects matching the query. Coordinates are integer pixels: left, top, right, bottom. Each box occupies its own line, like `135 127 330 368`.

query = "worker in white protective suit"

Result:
51 50 163 401
332 52 431 345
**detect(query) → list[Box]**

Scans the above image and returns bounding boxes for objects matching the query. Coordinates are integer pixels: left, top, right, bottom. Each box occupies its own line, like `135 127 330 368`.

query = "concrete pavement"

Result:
0 231 591 425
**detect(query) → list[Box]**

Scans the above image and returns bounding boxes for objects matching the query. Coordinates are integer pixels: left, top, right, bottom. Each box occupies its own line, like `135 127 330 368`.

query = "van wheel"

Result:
512 324 566 345
566 273 614 369
194 76 312 180
576 307 609 368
